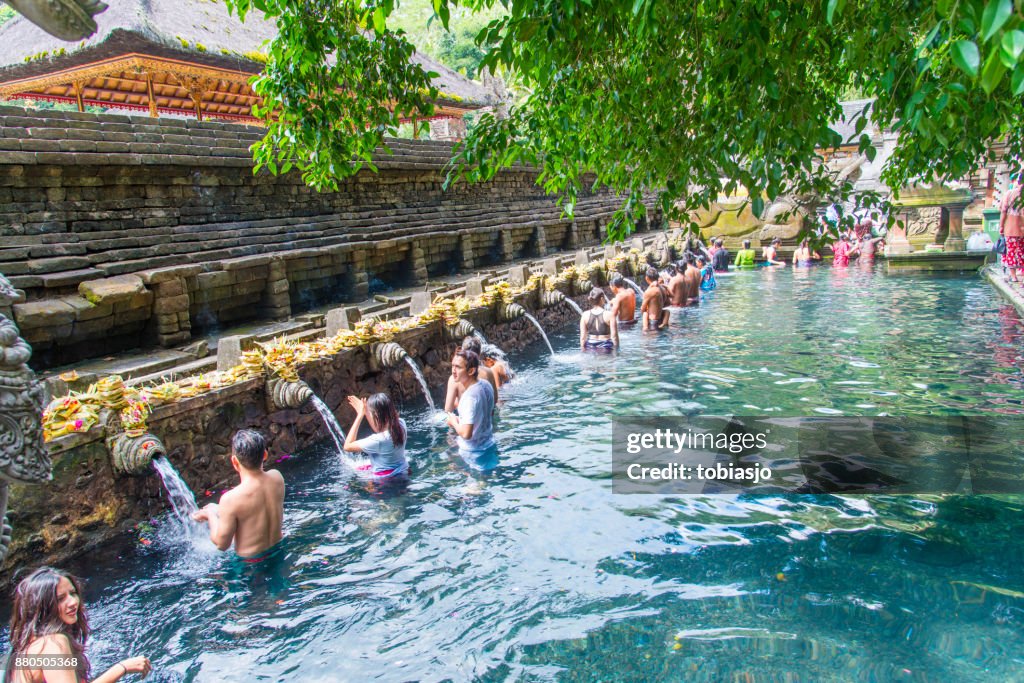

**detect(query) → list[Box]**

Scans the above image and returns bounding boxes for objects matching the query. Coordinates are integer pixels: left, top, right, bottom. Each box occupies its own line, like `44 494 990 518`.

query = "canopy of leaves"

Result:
224 0 1024 241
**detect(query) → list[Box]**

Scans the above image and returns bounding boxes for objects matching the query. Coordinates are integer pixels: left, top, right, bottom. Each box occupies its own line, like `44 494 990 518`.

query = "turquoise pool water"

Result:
6 265 1024 681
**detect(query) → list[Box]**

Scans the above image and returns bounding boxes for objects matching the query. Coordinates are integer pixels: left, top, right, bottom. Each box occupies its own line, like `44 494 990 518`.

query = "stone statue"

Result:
0 273 50 566
758 155 867 241
3 0 107 41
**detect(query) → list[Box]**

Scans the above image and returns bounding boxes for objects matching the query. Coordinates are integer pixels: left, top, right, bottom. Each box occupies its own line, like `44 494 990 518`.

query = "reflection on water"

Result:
4 266 1024 681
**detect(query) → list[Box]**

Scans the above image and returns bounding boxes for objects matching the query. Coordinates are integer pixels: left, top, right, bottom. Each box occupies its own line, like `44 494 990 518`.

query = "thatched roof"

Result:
0 0 491 119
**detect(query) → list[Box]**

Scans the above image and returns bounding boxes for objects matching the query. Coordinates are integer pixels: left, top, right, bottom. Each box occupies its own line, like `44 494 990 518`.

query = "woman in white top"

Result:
343 393 409 478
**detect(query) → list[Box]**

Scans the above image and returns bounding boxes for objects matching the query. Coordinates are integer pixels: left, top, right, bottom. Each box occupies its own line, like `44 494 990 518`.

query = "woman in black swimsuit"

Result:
579 287 618 352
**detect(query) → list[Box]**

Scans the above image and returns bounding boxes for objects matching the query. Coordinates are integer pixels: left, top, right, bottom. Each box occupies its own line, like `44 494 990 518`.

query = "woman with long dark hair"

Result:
5 566 150 683
343 393 409 479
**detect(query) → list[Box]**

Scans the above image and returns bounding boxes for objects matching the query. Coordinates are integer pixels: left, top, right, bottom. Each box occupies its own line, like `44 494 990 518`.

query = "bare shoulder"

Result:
27 633 73 655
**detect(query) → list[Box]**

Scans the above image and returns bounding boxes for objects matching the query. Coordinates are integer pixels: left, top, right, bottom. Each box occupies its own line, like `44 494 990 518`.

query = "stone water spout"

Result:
374 341 410 368
108 432 166 476
540 289 584 316
498 302 527 322
268 378 314 409
4 0 107 41
448 318 481 342
0 275 49 566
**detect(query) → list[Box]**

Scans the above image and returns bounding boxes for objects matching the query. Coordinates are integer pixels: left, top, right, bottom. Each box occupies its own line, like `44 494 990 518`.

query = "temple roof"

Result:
0 0 491 121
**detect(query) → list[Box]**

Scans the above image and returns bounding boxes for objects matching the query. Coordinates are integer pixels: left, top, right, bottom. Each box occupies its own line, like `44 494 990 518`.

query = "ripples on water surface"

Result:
7 266 1024 681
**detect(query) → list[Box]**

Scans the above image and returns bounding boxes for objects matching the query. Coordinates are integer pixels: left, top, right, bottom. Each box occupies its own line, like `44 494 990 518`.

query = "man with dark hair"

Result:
192 429 285 558
641 266 670 330
712 238 730 272
682 253 702 305
668 262 687 306
445 336 497 411
446 349 496 461
609 274 636 326
734 239 756 268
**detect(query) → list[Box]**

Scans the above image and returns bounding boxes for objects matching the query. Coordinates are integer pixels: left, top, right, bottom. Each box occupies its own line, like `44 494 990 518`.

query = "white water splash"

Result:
623 278 644 298
151 456 203 543
311 396 348 456
404 356 437 412
562 297 584 316
522 312 554 356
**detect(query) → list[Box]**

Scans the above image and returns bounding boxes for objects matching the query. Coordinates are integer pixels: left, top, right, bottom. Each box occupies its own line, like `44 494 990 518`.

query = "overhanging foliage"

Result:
225 0 1024 241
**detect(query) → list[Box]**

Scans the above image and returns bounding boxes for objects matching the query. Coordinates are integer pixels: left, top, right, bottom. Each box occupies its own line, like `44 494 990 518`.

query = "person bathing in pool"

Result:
579 287 618 351
609 274 636 326
444 336 498 411
192 429 284 559
343 393 409 480
641 266 670 331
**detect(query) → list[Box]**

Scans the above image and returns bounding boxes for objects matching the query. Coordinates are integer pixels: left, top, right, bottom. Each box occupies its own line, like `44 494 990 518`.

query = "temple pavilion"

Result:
0 0 492 139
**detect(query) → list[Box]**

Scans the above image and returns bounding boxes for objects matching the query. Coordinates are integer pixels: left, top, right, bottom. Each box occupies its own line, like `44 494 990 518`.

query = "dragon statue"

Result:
2 0 107 41
0 273 50 566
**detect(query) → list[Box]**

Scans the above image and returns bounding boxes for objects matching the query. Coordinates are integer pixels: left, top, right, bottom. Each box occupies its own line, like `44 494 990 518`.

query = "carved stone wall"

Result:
0 106 654 368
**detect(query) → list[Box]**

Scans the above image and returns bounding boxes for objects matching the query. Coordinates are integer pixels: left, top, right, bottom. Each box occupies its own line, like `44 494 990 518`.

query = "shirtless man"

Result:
641 266 670 331
609 274 636 326
445 336 498 411
481 342 513 389
192 429 284 558
682 254 702 305
667 263 687 307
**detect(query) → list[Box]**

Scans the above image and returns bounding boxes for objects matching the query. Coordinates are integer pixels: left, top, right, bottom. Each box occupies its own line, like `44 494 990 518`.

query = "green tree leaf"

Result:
1001 29 1024 65
751 195 764 217
982 0 1013 42
952 40 981 77
1013 63 1024 94
981 47 1008 93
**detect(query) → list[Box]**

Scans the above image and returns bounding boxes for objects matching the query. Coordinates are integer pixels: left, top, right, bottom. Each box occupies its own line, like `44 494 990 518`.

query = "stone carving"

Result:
447 319 479 342
108 432 165 476
4 0 107 41
0 275 51 564
540 290 567 307
267 378 314 410
498 302 526 322
373 342 410 369
758 155 867 241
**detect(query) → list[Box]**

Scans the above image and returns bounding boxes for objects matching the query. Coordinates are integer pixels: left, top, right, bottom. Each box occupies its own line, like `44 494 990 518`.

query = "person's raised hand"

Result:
346 395 366 417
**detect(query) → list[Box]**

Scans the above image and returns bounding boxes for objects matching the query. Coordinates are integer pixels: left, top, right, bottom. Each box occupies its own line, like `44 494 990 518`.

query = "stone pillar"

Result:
465 277 488 298
350 250 370 301
216 335 248 372
507 265 532 286
566 222 581 249
428 116 468 142
409 291 433 315
885 223 913 255
326 307 361 336
151 276 191 347
943 206 967 252
597 220 608 242
534 225 548 257
459 234 476 271
500 229 514 262
407 241 429 285
262 256 291 321
542 258 559 276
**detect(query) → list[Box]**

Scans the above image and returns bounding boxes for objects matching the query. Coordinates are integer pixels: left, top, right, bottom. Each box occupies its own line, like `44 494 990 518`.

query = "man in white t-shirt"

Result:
446 349 496 459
